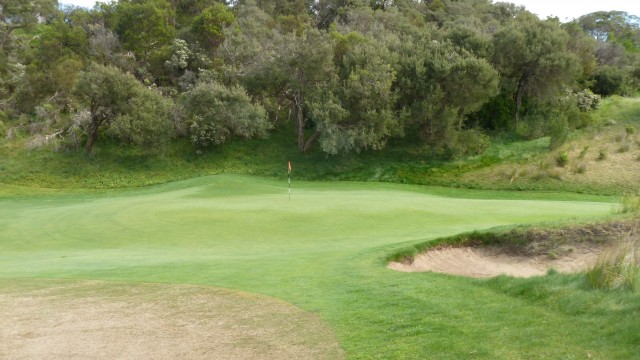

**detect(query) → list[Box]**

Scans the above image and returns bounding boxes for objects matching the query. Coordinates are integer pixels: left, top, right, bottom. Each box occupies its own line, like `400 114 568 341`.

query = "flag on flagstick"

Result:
287 161 292 200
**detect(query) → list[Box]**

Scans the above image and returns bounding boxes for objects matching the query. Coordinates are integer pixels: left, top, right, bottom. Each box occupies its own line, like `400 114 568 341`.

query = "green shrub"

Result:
578 146 589 159
445 128 491 158
555 152 569 167
576 89 601 111
587 235 639 291
625 125 635 135
598 148 608 160
0 120 5 139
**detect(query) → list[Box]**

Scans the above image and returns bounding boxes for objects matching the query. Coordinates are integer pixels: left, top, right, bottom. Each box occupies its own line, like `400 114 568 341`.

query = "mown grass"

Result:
2 175 638 359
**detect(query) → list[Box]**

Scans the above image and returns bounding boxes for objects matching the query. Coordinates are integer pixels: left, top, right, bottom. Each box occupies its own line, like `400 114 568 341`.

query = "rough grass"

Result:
618 193 640 214
588 233 639 291
2 175 637 359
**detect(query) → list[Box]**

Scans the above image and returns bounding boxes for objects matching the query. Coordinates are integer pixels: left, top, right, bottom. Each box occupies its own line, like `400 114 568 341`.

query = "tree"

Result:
74 63 173 153
493 14 580 129
591 65 631 96
562 21 597 84
112 0 176 63
309 39 400 154
257 27 335 152
0 0 57 50
182 80 271 147
190 3 234 54
394 34 498 147
578 11 640 51
14 18 88 112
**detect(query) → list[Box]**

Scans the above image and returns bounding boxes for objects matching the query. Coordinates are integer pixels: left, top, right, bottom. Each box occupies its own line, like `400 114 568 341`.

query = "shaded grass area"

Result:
2 175 638 359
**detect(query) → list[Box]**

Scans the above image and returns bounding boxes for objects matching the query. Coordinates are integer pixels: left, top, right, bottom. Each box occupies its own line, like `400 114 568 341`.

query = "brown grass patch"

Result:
0 279 343 360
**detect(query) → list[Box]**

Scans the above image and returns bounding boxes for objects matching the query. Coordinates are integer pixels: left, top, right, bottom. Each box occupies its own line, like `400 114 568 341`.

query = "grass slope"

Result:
2 175 637 359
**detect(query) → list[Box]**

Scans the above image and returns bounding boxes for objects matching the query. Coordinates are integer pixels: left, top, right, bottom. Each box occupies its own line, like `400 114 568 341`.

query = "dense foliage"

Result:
1 0 638 156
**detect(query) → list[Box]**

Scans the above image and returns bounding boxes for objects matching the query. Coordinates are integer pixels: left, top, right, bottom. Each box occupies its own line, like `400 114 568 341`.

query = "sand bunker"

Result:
0 279 343 360
389 242 606 278
390 220 640 278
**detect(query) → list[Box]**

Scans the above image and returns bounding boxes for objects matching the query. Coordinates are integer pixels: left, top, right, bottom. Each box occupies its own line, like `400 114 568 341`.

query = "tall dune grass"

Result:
588 226 639 291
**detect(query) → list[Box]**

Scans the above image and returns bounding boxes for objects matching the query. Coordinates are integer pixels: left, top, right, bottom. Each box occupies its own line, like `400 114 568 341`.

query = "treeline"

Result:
1 0 639 157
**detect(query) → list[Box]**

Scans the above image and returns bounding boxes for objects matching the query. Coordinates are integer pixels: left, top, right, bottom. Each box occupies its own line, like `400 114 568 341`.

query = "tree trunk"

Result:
85 120 101 154
294 92 305 152
514 78 526 130
0 25 21 50
303 131 321 152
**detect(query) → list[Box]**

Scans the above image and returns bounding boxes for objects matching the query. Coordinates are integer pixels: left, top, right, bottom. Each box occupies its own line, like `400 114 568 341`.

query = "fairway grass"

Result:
1 175 638 359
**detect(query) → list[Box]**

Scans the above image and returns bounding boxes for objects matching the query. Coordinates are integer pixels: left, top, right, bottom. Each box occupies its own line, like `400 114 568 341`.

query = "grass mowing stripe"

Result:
1 175 635 359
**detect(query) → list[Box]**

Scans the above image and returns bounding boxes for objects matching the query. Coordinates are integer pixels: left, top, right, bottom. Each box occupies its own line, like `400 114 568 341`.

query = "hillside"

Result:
1 97 638 196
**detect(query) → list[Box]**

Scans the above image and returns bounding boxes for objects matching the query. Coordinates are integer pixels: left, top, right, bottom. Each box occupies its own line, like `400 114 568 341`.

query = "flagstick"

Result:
288 161 291 201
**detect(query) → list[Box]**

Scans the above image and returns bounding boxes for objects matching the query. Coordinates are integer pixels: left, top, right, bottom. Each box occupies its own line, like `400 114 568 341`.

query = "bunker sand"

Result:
0 279 343 360
389 242 604 278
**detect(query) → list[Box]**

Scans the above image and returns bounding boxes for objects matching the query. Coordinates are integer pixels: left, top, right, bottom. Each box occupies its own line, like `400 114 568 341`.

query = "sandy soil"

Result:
389 242 606 278
0 280 343 360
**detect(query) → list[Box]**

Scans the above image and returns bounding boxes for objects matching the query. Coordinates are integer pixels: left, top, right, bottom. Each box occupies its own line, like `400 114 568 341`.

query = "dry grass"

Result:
468 121 640 192
0 279 344 360
588 228 640 290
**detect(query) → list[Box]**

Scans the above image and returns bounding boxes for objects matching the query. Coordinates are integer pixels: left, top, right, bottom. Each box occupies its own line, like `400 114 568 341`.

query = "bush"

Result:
576 89 601 111
625 125 635 135
590 66 632 96
454 128 491 156
0 120 5 139
555 152 569 167
579 146 589 159
598 148 608 160
182 81 271 148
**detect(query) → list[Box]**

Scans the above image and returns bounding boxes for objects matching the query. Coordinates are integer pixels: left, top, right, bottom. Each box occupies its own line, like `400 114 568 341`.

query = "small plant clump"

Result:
555 152 569 167
598 148 608 160
587 233 639 291
625 125 635 135
578 146 589 159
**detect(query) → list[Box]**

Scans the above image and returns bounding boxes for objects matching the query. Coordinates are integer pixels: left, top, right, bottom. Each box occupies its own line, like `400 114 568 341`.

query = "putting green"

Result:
1 175 627 359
